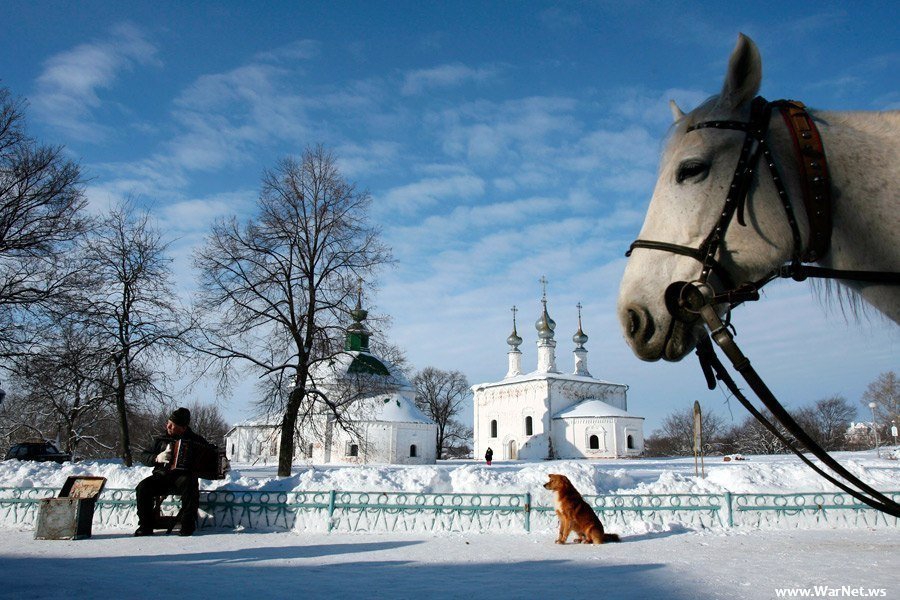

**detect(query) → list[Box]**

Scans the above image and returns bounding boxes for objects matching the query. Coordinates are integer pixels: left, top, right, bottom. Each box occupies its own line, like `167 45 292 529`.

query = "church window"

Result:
347 443 359 457
308 443 314 457
589 435 600 450
410 444 417 457
627 435 634 450
525 416 533 436
490 420 498 438
270 439 278 455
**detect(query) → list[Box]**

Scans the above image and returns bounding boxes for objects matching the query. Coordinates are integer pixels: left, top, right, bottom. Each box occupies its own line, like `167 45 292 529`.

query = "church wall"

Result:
551 416 644 458
393 423 437 464
226 425 318 465
225 426 279 464
225 420 436 465
618 419 644 456
548 379 627 413
474 380 551 461
329 423 386 464
325 421 437 465
474 376 634 461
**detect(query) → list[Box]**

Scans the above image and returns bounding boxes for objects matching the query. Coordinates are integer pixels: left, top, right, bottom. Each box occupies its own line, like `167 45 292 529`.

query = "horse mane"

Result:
810 279 884 324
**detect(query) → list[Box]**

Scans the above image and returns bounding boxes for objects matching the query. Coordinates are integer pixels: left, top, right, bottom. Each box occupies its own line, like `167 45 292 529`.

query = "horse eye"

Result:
676 161 709 184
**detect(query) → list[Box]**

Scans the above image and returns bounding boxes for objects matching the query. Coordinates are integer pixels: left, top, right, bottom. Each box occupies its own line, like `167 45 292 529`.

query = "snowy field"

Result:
3 448 899 499
1 450 898 599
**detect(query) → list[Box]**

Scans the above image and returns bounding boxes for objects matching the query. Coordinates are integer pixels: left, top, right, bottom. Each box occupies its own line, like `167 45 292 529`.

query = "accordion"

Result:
158 437 229 480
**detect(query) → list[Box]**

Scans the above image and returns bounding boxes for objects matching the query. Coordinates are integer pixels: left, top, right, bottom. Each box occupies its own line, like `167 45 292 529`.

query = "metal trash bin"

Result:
34 476 107 540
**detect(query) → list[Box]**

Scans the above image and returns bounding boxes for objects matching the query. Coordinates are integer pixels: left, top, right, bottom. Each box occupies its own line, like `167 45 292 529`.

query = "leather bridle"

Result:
627 95 899 312
624 96 900 518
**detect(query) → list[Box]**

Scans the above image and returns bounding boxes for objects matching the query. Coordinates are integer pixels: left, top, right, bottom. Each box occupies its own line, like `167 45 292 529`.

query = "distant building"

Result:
472 283 643 461
845 421 877 448
225 294 437 465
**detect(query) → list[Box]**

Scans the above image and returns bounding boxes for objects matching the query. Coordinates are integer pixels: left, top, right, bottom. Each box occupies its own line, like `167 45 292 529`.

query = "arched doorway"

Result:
508 439 517 460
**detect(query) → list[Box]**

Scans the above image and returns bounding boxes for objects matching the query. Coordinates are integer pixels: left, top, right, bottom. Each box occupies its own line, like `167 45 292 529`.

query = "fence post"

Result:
327 490 336 532
724 492 734 528
524 492 531 533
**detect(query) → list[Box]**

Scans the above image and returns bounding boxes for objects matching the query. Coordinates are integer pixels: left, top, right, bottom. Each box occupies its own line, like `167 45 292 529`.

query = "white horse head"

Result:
618 34 899 362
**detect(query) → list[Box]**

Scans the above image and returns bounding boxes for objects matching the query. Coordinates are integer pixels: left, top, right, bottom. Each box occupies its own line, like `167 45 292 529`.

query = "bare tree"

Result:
193 146 391 476
794 395 857 451
645 404 727 456
80 200 190 466
726 408 795 455
862 371 898 436
412 367 472 460
3 319 117 459
0 87 88 358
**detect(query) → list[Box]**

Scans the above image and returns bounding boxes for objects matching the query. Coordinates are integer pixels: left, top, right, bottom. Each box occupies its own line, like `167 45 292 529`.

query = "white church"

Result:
225 296 437 465
473 285 644 461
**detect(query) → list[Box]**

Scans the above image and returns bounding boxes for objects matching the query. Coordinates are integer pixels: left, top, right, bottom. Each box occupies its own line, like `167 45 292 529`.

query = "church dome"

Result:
553 399 641 420
507 328 523 348
535 304 556 340
572 326 588 348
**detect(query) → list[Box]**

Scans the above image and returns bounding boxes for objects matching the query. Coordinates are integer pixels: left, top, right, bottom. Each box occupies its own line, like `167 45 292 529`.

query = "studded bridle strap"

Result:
628 96 899 304
774 100 832 263
692 97 771 285
627 97 770 292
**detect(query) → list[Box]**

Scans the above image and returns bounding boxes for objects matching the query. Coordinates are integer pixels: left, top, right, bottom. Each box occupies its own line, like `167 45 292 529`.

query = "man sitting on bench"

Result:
134 407 210 537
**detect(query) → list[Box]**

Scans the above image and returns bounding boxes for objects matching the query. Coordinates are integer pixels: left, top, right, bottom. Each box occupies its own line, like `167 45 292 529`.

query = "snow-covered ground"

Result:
2 528 897 599
3 448 899 499
1 450 898 599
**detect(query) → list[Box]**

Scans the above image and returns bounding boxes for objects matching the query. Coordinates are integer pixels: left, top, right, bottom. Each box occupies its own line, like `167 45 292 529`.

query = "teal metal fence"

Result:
1 487 897 533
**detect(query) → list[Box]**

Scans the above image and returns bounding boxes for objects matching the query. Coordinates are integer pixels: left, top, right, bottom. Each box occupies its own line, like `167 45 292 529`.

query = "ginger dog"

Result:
544 473 620 544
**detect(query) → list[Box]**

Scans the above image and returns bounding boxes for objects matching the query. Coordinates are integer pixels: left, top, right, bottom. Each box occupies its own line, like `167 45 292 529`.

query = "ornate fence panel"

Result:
0 487 55 527
729 492 900 529
325 491 528 534
1 487 896 534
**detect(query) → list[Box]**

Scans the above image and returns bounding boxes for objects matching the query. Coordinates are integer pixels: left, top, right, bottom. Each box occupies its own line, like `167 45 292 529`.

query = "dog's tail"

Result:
602 533 621 543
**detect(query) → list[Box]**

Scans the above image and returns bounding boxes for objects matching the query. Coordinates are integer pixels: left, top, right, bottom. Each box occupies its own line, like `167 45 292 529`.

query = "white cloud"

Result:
157 193 256 235
253 39 320 63
433 96 580 166
378 174 485 215
401 63 499 95
335 140 403 177
33 22 160 141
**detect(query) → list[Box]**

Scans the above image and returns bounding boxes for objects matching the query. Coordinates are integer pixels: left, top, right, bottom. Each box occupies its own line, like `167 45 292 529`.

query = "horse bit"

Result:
626 95 900 517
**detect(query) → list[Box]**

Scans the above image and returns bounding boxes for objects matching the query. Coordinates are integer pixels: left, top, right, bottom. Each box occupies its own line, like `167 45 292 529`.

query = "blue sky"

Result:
3 1 897 432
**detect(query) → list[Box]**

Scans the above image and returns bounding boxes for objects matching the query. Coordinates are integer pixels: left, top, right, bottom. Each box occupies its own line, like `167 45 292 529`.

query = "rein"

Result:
626 96 900 518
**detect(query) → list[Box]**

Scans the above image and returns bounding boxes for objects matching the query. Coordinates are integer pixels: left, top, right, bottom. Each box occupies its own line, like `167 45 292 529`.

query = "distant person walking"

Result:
485 447 493 466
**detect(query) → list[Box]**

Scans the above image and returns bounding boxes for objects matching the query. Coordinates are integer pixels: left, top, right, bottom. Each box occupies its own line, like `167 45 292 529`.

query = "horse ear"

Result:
719 33 762 111
669 99 685 122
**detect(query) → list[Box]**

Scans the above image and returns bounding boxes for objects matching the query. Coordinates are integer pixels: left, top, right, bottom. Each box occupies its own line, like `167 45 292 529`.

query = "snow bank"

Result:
1 449 897 498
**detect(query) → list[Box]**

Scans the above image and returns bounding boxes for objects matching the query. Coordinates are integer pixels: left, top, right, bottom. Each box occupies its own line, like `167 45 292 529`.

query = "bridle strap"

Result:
694 98 771 286
625 95 900 519
775 100 832 262
626 239 737 291
628 95 899 302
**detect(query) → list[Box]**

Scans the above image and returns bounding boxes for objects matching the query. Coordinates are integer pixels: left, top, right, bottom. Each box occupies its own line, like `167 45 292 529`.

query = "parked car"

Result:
4 442 71 463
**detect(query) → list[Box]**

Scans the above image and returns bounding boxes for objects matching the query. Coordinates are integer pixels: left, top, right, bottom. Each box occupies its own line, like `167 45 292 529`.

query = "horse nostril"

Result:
627 309 640 337
626 307 655 344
